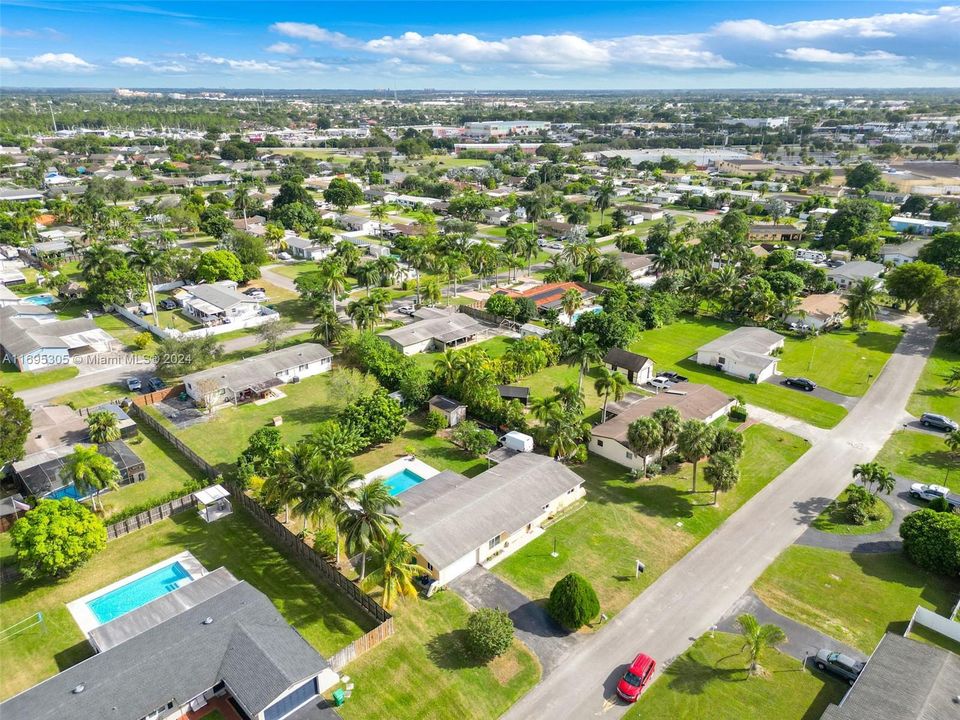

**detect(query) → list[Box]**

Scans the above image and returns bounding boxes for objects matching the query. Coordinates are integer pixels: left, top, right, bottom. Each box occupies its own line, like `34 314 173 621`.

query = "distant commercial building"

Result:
721 117 790 129
463 121 551 139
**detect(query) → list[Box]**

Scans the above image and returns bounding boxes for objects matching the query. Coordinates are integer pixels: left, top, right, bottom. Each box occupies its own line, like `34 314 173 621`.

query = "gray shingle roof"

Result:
0 306 99 357
183 283 259 311
379 313 482 348
697 326 784 356
604 348 653 373
182 342 332 393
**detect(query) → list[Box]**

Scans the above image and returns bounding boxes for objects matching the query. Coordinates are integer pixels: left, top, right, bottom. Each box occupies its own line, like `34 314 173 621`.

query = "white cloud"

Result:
0 57 19 71
0 27 66 40
9 52 97 72
269 22 355 47
265 41 299 54
197 54 283 73
779 47 905 64
112 55 188 72
113 56 147 67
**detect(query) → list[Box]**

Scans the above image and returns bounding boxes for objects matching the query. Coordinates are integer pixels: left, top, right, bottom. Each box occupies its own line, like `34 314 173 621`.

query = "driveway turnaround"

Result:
449 566 582 675
501 321 937 720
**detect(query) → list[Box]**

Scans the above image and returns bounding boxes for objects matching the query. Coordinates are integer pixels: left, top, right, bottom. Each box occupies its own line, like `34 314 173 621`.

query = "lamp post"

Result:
550 538 559 558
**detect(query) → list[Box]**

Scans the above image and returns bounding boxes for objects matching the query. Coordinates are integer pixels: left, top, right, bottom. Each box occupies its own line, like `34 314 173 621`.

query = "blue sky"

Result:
1 1 959 89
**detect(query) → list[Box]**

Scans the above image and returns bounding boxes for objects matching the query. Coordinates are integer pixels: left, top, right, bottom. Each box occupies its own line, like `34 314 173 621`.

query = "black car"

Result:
920 412 959 432
785 377 817 392
814 649 864 685
158 299 177 310
660 371 688 383
147 377 167 392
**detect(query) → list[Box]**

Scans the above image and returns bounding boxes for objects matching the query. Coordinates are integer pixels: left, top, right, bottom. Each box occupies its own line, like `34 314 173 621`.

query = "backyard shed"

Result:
427 395 467 427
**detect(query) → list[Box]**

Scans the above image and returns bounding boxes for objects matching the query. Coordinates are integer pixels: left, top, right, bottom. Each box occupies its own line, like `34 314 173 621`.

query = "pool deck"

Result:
363 456 441 484
66 551 207 638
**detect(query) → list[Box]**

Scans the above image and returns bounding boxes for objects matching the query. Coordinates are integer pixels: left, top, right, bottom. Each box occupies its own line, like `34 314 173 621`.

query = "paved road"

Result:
260 264 298 293
501 320 937 720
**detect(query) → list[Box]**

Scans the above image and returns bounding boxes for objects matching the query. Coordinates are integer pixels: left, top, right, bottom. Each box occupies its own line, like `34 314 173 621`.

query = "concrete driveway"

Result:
764 375 859 411
448 566 582 675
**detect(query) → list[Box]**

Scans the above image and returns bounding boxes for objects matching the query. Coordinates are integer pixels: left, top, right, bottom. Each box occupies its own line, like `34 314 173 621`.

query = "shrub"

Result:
11 499 107 578
466 608 515 659
900 508 960 576
104 479 204 524
929 496 952 513
729 405 748 422
451 420 498 457
547 572 600 630
662 451 682 466
339 389 407 448
425 409 448 433
133 331 153 350
645 462 662 477
844 484 876 525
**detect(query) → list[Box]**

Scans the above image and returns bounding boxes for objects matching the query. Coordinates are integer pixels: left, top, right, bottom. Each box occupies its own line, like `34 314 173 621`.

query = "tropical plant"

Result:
946 430 960 459
61 444 121 512
594 366 630 423
737 613 787 675
86 410 121 444
362 529 428 609
842 277 881 331
677 419 715 492
703 451 740 504
340 479 399 581
627 417 662 476
650 406 682 462
852 462 896 496
311 301 345 345
594 180 615 225
565 331 603 390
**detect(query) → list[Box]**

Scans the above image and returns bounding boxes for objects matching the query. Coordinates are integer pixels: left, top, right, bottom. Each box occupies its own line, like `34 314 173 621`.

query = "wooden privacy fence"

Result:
128 403 221 480
328 619 395 671
105 494 197 540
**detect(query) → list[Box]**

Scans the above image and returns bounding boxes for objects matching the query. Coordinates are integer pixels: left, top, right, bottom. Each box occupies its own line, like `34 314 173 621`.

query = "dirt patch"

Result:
489 651 522 685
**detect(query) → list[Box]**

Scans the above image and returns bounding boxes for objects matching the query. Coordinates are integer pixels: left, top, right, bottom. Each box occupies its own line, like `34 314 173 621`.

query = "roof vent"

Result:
72 683 85 694
202 616 214 625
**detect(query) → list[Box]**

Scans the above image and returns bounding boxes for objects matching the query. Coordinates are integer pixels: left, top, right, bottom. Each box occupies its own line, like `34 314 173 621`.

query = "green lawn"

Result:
337 591 539 720
908 623 960 656
777 321 901 397
810 488 894 535
0 362 78 392
54 381 130 409
874 430 958 491
494 424 809 616
754 546 960 653
266 262 318 281
93 313 156 354
0 510 374 700
626 632 845 720
906 337 960 421
630 318 848 429
412 336 516 373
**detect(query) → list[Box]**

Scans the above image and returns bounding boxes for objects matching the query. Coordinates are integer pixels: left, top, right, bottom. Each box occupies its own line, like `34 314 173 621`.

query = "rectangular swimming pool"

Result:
384 468 427 496
87 561 193 624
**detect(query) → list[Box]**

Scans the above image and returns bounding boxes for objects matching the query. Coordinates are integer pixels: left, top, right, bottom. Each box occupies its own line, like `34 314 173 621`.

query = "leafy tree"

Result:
704 451 740 504
238 427 285 481
677 419 715 492
573 310 637 354
362 529 428 610
194 249 243 283
822 199 883 249
199 208 232 240
340 478 399 581
87 263 146 307
737 613 786 674
154 335 224 377
274 180 314 209
845 162 883 190
900 509 960 576
255 318 293 351
86 410 121 443
547 572 600 630
425 409 447 433
339 390 406 447
899 196 927 215
451 420 498 457
919 277 960 339
61 444 121 512
485 293 517 319
466 608 515 660
0 386 30 464
324 177 363 213
10 499 107 579
627 417 662 476
918 232 960 275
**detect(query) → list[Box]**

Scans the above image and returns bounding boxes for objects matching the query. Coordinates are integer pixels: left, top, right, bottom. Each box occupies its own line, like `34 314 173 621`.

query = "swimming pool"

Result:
22 293 57 306
384 468 427 496
87 561 194 624
46 483 88 501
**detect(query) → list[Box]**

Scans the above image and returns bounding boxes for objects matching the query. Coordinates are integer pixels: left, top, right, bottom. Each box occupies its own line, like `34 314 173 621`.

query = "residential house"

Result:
881 237 933 266
182 343 333 407
0 570 340 720
0 305 116 371
603 348 655 385
619 204 665 223
180 283 263 324
0 187 44 202
481 208 512 225
537 220 583 241
827 261 885 290
618 252 657 280
13 439 146 500
285 236 332 261
888 215 952 235
495 282 595 321
589 384 734 470
378 309 483 356
867 190 911 205
748 224 803 243
397 452 584 585
695 326 785 382
338 214 378 234
193 173 235 187
786 293 846 331
427 395 467 427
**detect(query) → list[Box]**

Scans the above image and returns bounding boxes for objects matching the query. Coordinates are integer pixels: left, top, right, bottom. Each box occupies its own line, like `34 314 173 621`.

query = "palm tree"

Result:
581 241 602 282
128 237 165 324
529 395 561 424
233 183 254 230
946 429 960 459
318 260 348 307
346 298 378 330
594 367 630 423
703 451 740 504
61 444 121 512
362 529 428 610
842 277 881 331
677 419 715 492
561 241 588 269
945 366 960 392
260 457 298 525
594 180 615 225
651 406 683 462
553 382 585 415
341 479 399 581
467 241 497 291
354 262 380 296
370 201 389 238
289 450 327 535
560 288 583 321
566 332 603 391
422 278 442 306
311 301 344 346
852 462 895 496
627 417 662 476
86 410 121 444
322 458 363 566
401 237 431 304
548 416 590 462
438 252 467 298
375 255 399 288
737 613 786 675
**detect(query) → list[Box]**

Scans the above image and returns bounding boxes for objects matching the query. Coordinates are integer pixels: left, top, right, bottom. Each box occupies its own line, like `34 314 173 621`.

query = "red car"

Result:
616 653 656 702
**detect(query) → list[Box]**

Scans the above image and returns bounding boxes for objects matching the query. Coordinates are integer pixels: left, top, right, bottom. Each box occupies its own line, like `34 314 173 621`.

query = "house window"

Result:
718 356 726 365
488 535 502 550
139 701 175 720
625 451 634 460
596 439 604 447
427 562 433 571
263 677 319 720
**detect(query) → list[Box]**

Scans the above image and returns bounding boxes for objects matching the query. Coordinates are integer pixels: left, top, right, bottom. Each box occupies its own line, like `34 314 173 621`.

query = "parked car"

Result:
660 371 688 383
537 238 548 247
616 653 656 702
397 305 416 316
784 377 817 392
814 649 864 685
648 377 674 390
243 287 267 299
126 377 142 392
158 298 178 310
920 412 959 432
909 483 960 508
147 377 167 392
548 241 564 250
277 251 292 261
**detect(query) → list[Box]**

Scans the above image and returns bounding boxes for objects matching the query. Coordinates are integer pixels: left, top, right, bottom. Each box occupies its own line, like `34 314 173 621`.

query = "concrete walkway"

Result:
448 567 582 675
796 476 921 553
716 590 866 664
742 404 830 445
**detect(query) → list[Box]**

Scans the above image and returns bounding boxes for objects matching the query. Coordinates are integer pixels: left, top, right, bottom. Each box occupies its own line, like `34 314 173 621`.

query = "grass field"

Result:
0 362 78 392
777 321 901 396
626 632 845 720
629 318 848 428
337 591 539 720
874 430 958 491
54 380 130 409
754 546 960 653
811 488 894 535
906 337 960 420
0 510 374 700
494 424 808 617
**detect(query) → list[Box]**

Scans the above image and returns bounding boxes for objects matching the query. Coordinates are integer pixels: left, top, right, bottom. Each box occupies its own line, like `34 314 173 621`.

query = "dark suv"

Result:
920 413 958 432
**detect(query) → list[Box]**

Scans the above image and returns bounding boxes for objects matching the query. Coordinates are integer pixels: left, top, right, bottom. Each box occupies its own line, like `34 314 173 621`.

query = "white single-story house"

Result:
827 261 885 290
603 348 655 385
618 252 657 280
696 326 785 382
0 305 116 371
378 310 483 356
888 215 951 235
181 283 263 324
284 235 332 261
786 293 846 331
589 384 734 470
182 343 332 407
880 238 933 266
620 204 664 223
397 453 585 585
338 214 378 234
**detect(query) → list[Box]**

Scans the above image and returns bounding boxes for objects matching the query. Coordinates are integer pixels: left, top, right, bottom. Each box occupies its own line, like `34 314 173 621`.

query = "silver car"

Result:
814 649 864 685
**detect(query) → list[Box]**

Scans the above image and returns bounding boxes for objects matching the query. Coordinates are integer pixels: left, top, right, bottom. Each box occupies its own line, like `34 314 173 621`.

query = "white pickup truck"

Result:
910 483 960 508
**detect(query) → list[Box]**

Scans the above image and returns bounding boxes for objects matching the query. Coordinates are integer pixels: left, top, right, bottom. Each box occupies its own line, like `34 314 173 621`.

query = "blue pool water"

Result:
87 562 193 624
384 468 426 496
22 294 56 306
46 483 87 501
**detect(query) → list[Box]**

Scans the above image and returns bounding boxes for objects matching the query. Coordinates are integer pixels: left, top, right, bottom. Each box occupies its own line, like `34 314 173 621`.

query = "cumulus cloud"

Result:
112 56 188 72
196 54 283 73
265 41 299 54
269 22 355 47
779 47 905 64
4 52 96 72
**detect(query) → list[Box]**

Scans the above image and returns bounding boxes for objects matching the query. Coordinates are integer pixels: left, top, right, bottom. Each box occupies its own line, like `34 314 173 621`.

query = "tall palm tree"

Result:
627 417 662 476
946 429 960 459
261 455 298 525
402 237 431 304
346 298 378 330
594 367 629 423
362 529 427 610
561 241 588 269
318 260 349 307
594 180 615 225
704 451 740 504
438 252 467 298
129 237 165 323
553 382 585 415
341 479 400 581
322 458 363 566
529 395 561 424
289 450 327 535
677 419 716 492
233 183 254 230
354 263 380 296
86 410 121 444
842 277 881 331
560 288 583 321
311 301 344 346
581 241 603 282
370 201 389 238
566 332 603 390
467 241 497 291
61 444 120 512
375 255 399 288
737 613 786 675
651 406 682 462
